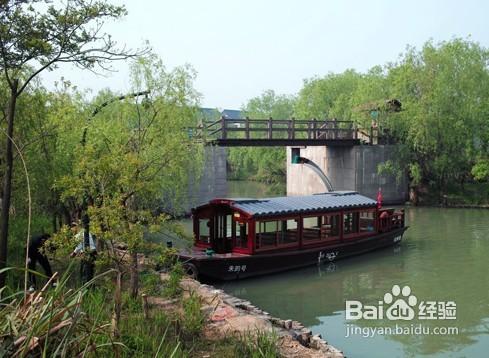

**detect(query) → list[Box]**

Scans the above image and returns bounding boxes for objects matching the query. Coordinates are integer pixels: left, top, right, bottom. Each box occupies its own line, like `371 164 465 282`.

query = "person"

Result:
70 222 97 284
27 233 55 292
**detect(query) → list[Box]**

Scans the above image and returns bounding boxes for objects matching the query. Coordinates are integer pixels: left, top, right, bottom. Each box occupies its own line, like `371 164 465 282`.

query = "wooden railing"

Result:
186 117 390 146
202 117 359 141
378 209 405 232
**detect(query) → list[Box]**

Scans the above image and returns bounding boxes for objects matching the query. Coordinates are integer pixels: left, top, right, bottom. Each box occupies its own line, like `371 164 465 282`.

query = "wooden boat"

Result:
179 191 407 281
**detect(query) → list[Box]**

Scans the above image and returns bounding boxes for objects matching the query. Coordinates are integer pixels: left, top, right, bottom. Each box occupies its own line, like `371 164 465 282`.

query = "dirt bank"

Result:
154 274 344 358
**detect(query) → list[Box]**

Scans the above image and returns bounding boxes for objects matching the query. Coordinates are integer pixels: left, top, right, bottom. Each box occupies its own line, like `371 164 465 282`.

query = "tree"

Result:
55 54 201 300
295 69 361 119
0 0 145 286
350 66 392 128
385 39 489 198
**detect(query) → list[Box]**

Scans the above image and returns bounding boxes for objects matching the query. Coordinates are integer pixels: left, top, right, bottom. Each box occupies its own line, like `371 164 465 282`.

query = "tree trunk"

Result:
130 250 139 299
409 186 418 206
0 79 18 288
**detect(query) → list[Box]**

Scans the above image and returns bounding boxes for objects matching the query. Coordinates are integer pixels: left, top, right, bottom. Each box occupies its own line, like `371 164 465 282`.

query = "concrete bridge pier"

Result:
287 145 408 204
185 146 227 213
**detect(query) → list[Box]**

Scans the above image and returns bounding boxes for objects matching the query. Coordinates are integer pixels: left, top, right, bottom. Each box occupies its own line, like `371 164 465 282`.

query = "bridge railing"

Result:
201 117 362 142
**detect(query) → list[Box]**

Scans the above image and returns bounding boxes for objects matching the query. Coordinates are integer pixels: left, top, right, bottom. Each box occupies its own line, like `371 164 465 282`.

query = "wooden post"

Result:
142 294 149 319
268 117 273 139
312 118 317 139
245 116 250 139
322 119 328 139
291 117 295 139
221 115 227 139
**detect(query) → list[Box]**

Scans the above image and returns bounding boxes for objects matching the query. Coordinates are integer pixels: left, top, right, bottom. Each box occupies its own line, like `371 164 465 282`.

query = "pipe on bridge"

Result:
297 157 334 192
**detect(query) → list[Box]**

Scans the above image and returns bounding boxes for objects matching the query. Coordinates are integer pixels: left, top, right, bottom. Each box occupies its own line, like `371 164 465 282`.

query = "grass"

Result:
163 262 184 298
181 291 205 340
233 330 280 358
1 214 283 357
140 269 164 296
79 288 186 358
0 264 283 357
0 265 116 357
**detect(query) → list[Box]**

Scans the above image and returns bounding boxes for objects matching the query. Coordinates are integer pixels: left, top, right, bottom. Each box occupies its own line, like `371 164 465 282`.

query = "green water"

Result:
194 181 489 358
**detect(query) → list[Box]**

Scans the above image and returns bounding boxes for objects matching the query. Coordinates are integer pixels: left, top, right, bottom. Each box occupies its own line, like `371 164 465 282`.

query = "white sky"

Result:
41 0 489 109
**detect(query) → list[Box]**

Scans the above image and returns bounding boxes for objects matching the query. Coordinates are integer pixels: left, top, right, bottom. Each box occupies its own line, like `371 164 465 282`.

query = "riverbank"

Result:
411 202 489 209
157 273 344 357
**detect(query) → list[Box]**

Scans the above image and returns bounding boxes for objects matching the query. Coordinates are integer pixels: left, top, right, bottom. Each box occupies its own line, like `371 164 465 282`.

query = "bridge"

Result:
185 116 405 214
196 117 377 147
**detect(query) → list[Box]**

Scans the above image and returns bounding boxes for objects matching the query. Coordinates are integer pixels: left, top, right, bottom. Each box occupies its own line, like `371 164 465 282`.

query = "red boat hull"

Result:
179 227 408 281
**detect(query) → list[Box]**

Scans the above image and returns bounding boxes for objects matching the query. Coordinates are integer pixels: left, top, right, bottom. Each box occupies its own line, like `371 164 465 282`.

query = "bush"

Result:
163 262 184 298
0 265 114 357
234 330 280 358
181 291 205 339
140 270 163 296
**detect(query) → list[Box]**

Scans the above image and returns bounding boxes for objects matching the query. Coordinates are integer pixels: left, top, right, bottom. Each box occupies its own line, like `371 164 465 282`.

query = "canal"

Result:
184 181 489 357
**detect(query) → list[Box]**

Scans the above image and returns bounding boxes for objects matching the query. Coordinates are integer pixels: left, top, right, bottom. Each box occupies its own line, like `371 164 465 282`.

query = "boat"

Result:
179 191 407 280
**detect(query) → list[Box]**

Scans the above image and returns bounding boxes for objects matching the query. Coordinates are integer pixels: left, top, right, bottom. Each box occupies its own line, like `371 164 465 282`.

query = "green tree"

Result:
244 89 296 119
0 0 144 286
350 66 392 128
385 39 489 198
55 54 202 301
295 69 361 119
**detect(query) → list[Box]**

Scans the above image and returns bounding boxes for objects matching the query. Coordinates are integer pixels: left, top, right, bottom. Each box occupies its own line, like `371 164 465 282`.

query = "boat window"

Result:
234 221 248 249
278 219 298 245
216 214 232 239
255 219 299 250
320 214 340 239
303 216 321 241
198 219 211 244
343 212 359 235
359 211 376 233
256 221 279 249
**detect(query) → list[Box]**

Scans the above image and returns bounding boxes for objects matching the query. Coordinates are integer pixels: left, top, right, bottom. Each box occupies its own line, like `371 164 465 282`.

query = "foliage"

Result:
288 38 489 201
0 266 116 357
118 311 182 358
385 39 489 194
154 247 180 272
180 291 205 339
163 262 184 298
295 69 361 120
0 31 203 349
0 264 205 357
229 38 489 203
51 54 202 298
243 90 296 120
233 330 280 358
471 159 489 181
0 0 145 286
139 270 163 296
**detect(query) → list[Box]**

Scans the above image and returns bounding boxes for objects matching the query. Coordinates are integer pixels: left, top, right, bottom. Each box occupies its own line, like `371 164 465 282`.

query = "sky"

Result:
41 0 489 109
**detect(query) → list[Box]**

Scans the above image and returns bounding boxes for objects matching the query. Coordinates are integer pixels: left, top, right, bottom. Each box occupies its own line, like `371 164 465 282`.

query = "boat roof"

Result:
201 191 377 218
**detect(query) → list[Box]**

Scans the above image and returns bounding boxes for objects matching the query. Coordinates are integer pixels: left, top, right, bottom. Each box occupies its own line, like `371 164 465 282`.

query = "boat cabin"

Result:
192 191 405 255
